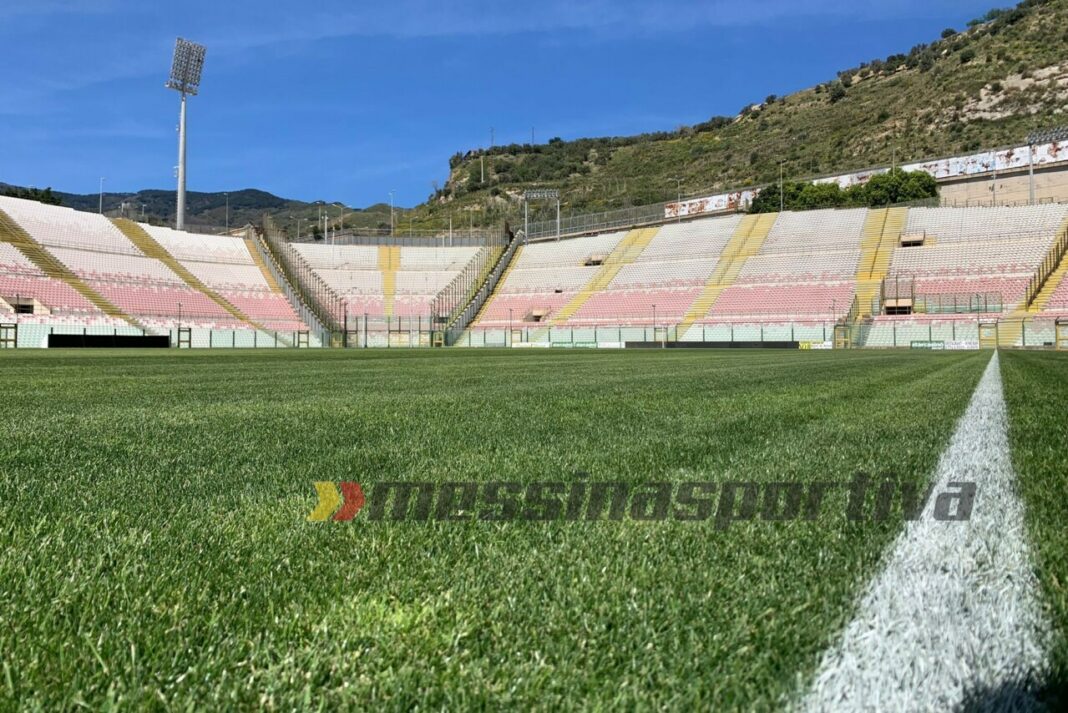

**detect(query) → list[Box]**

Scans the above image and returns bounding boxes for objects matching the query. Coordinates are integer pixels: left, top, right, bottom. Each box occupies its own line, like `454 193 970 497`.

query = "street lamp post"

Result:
388 191 395 237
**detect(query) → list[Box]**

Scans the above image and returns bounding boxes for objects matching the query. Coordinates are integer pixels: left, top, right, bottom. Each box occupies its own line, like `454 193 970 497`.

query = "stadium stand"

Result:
0 196 310 344
291 242 482 323
468 205 1068 347
4 195 1068 349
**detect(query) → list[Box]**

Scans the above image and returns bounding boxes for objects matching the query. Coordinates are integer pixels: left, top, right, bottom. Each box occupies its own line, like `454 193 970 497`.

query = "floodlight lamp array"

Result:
1027 126 1068 145
166 38 207 96
524 189 560 201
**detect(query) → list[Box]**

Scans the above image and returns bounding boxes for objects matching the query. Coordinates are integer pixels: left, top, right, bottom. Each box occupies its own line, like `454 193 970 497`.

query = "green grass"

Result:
1000 350 1068 687
0 349 990 710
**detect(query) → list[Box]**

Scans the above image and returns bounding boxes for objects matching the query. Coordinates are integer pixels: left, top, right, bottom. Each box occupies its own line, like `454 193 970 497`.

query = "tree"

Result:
941 28 958 38
828 82 847 103
2 186 62 206
847 168 938 206
751 170 937 213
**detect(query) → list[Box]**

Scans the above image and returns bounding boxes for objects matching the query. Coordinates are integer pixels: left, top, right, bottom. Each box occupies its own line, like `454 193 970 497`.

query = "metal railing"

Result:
443 232 523 345
248 228 331 344
334 315 435 348
429 228 509 329
526 202 672 241
460 320 840 347
1024 226 1068 308
262 215 344 332
914 292 1004 314
286 228 500 246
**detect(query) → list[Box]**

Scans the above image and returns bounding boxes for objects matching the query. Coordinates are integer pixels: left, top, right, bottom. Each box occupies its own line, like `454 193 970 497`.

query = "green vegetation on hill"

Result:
748 169 939 213
0 183 402 237
409 0 1068 228
1 185 62 206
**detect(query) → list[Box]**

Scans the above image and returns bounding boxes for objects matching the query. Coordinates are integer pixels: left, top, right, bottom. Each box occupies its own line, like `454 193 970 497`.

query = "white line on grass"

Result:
799 351 1051 712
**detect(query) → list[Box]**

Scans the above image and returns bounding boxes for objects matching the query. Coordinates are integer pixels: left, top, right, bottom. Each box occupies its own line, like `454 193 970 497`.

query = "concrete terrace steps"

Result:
547 227 660 326
245 237 283 294
674 212 778 337
855 207 908 317
469 244 522 328
111 218 265 332
0 207 142 328
1029 261 1068 311
1025 216 1068 313
377 245 401 319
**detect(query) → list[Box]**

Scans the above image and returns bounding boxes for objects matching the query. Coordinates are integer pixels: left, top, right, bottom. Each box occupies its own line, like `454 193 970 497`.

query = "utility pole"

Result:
992 161 998 206
389 191 395 237
1029 141 1036 205
99 177 105 214
779 163 784 212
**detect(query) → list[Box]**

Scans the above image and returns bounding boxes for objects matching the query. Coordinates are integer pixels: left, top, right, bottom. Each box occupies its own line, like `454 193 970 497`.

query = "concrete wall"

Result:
938 163 1068 207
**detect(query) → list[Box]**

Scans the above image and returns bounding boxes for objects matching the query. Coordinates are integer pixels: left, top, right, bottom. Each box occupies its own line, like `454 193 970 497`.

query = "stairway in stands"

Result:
1025 216 1068 314
547 227 660 325
111 218 265 332
674 212 778 339
855 207 908 318
245 238 284 294
377 245 401 319
468 244 524 328
0 207 142 328
996 215 1068 347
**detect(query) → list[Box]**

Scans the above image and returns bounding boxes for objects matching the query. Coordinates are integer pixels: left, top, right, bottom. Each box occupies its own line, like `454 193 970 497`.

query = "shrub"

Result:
749 169 938 213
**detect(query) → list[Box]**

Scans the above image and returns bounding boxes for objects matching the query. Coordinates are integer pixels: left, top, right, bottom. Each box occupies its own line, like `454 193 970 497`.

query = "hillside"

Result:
407 0 1068 228
0 183 399 236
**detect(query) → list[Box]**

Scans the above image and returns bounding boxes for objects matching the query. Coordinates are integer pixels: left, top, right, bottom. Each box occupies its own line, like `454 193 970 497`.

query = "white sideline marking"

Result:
799 352 1051 712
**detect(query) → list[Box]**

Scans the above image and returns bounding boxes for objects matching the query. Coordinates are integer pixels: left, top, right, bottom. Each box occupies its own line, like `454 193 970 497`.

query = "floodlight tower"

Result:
166 38 207 231
1026 126 1068 205
523 188 560 239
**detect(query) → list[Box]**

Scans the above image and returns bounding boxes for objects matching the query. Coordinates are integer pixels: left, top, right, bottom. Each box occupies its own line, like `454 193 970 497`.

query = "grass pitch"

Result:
0 349 992 709
1001 350 1068 691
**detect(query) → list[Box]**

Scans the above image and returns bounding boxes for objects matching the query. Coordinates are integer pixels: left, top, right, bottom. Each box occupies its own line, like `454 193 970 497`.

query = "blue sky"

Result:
0 0 1000 207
